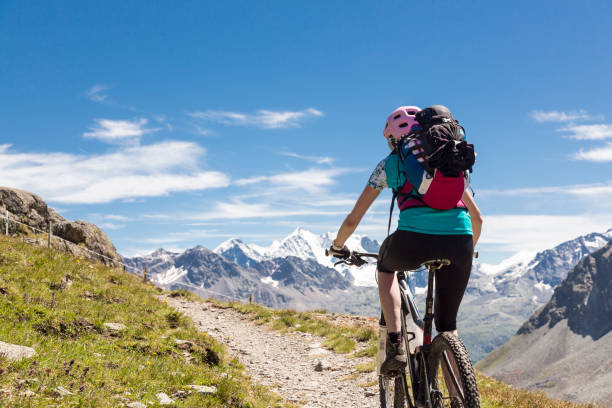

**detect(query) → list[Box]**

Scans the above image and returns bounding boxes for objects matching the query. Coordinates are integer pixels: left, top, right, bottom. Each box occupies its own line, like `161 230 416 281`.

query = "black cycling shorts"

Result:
378 230 473 332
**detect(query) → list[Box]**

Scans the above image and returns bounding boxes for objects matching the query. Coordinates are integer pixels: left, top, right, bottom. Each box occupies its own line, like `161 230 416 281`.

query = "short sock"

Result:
388 331 402 344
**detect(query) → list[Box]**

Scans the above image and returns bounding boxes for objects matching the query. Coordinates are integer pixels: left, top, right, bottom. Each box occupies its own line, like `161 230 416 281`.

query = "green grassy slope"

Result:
0 235 293 408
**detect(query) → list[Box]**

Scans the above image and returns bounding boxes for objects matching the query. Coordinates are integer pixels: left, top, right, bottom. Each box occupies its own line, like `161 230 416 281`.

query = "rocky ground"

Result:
166 297 381 408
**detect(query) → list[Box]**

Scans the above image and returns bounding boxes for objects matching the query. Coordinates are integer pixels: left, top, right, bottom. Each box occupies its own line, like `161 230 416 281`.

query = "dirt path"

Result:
166 297 379 408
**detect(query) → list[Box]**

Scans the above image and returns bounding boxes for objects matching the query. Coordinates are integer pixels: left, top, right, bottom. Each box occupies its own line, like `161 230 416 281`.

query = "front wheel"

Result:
379 374 407 408
428 333 480 408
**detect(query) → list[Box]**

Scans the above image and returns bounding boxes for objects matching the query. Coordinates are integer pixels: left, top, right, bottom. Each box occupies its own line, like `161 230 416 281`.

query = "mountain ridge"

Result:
477 239 612 405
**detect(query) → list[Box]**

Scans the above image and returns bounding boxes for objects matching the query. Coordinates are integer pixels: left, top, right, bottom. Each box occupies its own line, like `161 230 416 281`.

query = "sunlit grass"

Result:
0 235 295 408
208 299 376 354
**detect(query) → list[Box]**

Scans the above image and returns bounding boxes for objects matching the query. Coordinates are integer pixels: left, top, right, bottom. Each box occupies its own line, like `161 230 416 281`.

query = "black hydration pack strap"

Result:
388 189 397 236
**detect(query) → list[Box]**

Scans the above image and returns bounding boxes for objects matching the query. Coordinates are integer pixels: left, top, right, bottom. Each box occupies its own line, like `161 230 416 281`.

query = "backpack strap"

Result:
387 189 397 237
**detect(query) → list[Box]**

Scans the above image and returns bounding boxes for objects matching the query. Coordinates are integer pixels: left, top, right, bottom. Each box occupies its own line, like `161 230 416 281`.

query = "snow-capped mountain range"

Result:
213 227 381 287
123 226 612 362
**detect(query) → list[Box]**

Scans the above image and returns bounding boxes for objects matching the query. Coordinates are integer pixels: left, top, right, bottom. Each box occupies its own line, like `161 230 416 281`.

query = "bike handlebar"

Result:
324 249 378 267
325 248 478 267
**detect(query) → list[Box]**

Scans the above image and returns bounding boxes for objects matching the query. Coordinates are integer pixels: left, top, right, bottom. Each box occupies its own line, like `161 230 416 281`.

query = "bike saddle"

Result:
419 259 451 270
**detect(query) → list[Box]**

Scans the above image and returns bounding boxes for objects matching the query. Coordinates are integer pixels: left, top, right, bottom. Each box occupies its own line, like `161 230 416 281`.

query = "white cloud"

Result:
83 118 160 142
98 222 125 230
560 124 612 140
190 199 346 221
188 108 323 129
479 181 612 197
86 84 110 103
0 142 230 204
281 152 334 164
160 165 361 223
574 143 612 162
479 214 612 252
192 124 214 136
235 168 354 193
530 109 596 123
105 214 130 221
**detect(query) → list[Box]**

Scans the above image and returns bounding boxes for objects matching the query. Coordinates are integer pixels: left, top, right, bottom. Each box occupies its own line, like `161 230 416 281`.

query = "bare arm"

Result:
462 189 483 247
333 185 381 247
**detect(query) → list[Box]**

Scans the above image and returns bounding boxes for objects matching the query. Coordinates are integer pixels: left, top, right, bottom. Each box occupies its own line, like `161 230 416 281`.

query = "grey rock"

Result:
173 339 194 350
104 322 127 331
187 384 217 394
0 187 122 266
53 386 73 397
20 390 36 397
171 390 190 399
0 341 36 361
156 392 174 405
126 402 147 408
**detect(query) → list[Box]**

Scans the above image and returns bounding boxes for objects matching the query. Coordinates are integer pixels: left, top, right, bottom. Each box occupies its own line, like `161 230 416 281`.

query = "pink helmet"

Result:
383 106 421 140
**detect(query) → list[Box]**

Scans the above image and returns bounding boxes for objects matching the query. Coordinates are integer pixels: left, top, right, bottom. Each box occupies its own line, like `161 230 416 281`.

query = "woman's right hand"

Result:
327 243 350 259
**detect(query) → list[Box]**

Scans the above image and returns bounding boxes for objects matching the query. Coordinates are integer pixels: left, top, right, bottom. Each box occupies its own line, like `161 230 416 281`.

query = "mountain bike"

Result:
326 249 480 408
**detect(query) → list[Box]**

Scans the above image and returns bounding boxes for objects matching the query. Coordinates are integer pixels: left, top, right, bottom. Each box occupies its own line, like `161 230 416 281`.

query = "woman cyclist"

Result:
328 105 483 376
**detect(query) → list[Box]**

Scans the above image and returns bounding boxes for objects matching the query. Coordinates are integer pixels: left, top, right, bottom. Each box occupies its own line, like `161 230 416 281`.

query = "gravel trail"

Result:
166 297 379 408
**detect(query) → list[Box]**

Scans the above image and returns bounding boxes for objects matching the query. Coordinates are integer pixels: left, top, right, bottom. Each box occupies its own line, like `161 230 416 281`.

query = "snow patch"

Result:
153 266 187 285
534 281 552 292
260 276 280 288
480 251 537 276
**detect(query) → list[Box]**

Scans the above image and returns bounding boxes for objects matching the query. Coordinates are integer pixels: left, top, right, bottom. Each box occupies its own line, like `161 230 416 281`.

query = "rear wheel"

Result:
428 333 480 408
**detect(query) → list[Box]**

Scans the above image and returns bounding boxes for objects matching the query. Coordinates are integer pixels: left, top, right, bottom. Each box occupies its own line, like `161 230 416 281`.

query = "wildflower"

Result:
201 332 207 337
146 361 151 365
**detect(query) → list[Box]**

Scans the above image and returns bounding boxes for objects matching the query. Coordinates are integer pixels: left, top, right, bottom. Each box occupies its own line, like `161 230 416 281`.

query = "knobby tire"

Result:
428 332 480 408
379 375 407 408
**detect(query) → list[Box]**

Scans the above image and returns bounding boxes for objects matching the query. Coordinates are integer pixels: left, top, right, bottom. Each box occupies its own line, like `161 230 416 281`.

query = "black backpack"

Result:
408 105 475 178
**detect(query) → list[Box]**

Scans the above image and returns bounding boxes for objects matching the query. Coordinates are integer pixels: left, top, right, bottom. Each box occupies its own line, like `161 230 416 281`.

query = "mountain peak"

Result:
213 237 246 253
150 248 176 257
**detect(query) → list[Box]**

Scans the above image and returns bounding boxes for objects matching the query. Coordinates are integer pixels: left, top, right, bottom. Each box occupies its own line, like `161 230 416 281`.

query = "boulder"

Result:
156 392 174 405
187 384 217 394
0 341 36 361
126 402 147 408
103 323 127 332
52 386 73 397
0 187 122 266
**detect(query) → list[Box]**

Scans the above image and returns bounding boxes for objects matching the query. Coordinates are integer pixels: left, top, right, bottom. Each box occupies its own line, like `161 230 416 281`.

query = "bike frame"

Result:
329 249 477 407
346 252 461 408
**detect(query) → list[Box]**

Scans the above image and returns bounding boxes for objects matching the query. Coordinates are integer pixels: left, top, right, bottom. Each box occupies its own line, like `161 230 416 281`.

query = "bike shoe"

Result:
380 338 407 377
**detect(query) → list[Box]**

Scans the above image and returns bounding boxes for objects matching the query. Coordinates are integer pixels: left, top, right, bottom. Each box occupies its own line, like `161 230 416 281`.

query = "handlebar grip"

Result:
474 251 479 259
325 249 329 256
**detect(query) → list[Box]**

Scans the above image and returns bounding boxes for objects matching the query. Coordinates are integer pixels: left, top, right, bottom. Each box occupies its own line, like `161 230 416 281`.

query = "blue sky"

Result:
2 1 612 263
